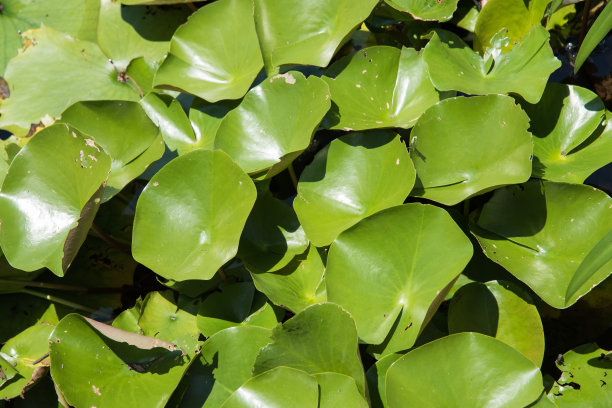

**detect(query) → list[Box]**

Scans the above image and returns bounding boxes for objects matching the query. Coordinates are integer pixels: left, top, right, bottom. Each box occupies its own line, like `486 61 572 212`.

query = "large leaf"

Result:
575 0 612 72
221 367 319 408
448 280 545 366
238 188 308 273
250 245 327 314
422 26 560 103
214 71 330 178
409 95 533 206
0 323 55 399
49 314 192 408
322 47 439 130
0 125 111 276
550 343 612 407
385 332 543 408
253 0 378 73
326 204 473 355
0 0 99 75
132 149 256 281
383 0 458 21
518 83 611 183
253 303 366 395
153 0 262 102
472 180 612 308
60 100 164 201
294 130 415 246
0 26 138 133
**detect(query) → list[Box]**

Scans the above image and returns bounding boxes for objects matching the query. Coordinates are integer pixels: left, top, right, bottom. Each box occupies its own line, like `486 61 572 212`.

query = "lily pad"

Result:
0 125 111 276
253 303 366 395
472 180 612 308
383 0 458 21
60 100 165 201
325 204 473 355
365 352 402 408
0 26 138 133
409 95 533 206
221 366 319 408
138 291 199 345
316 372 369 408
197 282 280 337
132 149 256 281
49 314 192 408
549 343 612 407
153 0 263 102
385 332 543 408
294 130 415 246
422 26 560 103
322 46 439 130
448 280 545 366
518 83 611 183
214 71 330 178
253 0 379 72
250 245 327 313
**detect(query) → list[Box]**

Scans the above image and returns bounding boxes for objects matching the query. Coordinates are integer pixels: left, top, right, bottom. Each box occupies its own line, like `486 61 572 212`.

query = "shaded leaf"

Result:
575 1 612 72
316 372 369 408
138 291 199 346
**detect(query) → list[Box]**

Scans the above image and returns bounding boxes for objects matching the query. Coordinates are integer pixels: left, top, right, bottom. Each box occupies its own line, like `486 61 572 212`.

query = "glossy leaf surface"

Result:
383 0 458 21
0 125 111 275
326 204 473 354
409 95 533 205
472 181 612 308
322 47 439 130
385 332 543 408
132 150 256 281
138 291 199 345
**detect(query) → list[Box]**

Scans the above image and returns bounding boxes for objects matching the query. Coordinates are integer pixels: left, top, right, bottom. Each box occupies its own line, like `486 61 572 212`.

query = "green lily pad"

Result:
0 323 54 399
153 0 263 102
238 189 308 273
383 0 458 21
214 71 330 178
385 332 543 408
322 47 439 130
132 149 257 281
197 282 280 337
316 372 369 408
518 83 611 183
0 0 99 75
253 303 366 395
138 291 199 345
409 95 533 206
472 180 612 308
50 314 192 408
365 352 402 408
60 100 164 201
448 280 545 366
221 366 319 408
422 26 560 103
250 245 327 313
253 0 378 72
326 204 473 355
0 26 138 133
294 130 415 246
0 125 111 276
113 300 143 334
188 98 239 152
550 343 612 407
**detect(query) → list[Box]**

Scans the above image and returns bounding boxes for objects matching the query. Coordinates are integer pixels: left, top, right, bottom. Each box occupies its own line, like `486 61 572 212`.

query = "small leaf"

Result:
138 291 199 345
575 1 612 72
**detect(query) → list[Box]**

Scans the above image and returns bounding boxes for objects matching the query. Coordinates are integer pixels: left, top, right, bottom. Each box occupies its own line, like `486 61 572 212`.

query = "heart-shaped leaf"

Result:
409 95 533 206
322 46 439 130
253 303 366 395
385 332 543 408
0 125 111 276
326 204 473 355
49 314 192 408
383 0 458 21
60 100 164 201
253 0 378 72
518 83 611 183
422 26 560 104
132 149 257 281
153 0 263 102
214 71 330 178
295 130 415 246
472 180 612 308
448 280 545 366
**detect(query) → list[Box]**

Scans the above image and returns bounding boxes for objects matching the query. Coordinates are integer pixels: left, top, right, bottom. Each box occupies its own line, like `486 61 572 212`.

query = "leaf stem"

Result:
288 163 299 190
579 0 593 47
186 2 197 12
125 74 144 98
20 289 98 314
91 224 131 254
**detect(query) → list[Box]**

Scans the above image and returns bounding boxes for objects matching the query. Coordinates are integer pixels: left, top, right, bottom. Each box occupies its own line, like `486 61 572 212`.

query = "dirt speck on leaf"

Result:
272 73 296 84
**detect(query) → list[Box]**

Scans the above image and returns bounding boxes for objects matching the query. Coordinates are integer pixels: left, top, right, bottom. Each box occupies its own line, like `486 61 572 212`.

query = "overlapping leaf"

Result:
383 0 458 21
